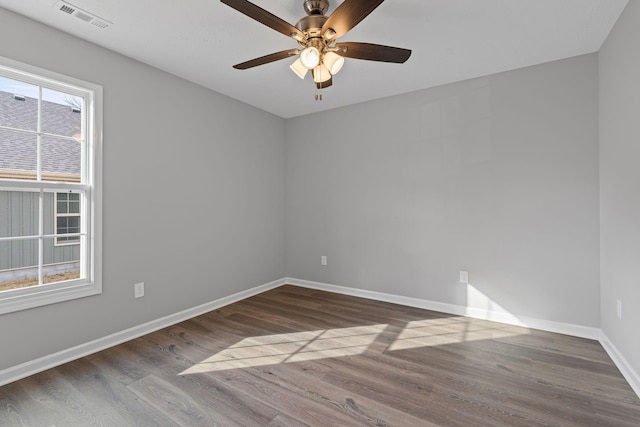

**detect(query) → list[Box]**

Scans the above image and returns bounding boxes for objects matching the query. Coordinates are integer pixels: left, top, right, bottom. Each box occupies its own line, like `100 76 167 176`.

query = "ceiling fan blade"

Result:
233 49 299 70
335 42 411 63
220 0 304 40
322 0 385 39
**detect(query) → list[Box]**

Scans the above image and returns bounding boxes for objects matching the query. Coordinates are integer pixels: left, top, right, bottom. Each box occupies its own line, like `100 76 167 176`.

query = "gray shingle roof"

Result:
0 91 81 176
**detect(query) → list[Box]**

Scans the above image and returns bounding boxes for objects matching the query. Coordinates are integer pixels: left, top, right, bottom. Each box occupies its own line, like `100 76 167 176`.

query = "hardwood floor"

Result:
1 285 639 426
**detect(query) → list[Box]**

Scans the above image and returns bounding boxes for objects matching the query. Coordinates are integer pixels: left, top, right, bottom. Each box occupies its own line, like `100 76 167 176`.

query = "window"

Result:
55 192 81 245
0 56 102 314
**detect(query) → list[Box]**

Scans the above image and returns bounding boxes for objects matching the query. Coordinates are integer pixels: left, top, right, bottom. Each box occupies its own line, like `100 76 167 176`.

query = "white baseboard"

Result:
3 276 638 401
599 331 640 398
0 278 286 387
286 277 600 340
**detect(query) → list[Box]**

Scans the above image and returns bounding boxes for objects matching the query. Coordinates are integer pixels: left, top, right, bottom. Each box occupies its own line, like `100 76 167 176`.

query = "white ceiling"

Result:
0 0 628 118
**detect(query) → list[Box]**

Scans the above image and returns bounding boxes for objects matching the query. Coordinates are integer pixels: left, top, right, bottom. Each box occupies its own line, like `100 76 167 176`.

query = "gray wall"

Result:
0 8 285 369
599 1 640 376
285 54 600 327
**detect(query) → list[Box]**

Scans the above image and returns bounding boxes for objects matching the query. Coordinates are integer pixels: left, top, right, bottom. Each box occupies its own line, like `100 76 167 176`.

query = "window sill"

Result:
0 280 101 315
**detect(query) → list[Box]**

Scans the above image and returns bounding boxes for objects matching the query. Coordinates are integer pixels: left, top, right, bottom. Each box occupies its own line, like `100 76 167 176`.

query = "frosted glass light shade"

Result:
300 46 320 69
313 64 331 83
323 52 344 75
290 58 308 79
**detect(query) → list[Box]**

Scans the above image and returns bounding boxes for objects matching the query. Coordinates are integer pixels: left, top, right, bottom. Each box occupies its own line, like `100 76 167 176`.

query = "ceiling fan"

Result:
220 0 412 100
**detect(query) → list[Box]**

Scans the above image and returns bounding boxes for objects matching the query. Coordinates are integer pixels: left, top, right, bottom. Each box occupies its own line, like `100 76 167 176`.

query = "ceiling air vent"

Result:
54 1 112 29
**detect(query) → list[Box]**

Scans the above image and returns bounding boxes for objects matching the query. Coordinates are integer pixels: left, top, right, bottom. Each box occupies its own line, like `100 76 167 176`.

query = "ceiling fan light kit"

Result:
313 63 331 83
289 58 309 79
323 51 345 75
221 0 411 100
300 45 321 69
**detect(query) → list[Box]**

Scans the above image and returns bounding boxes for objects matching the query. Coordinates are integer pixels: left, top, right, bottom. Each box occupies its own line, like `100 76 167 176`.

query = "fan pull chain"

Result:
315 86 322 101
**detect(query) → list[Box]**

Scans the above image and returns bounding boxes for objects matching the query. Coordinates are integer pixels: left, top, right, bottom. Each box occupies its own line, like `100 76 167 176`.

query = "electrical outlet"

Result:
617 299 622 319
459 271 469 284
321 256 327 266
134 282 145 299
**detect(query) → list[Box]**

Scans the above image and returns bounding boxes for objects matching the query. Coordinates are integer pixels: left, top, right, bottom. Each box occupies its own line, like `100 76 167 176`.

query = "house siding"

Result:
0 190 79 272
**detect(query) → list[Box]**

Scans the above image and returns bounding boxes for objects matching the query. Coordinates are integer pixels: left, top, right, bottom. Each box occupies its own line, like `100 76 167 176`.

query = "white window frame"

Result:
0 56 102 315
54 192 81 246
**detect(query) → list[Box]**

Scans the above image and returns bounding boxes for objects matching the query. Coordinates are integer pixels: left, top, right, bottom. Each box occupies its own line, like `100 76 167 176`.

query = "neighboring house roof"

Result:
0 91 81 180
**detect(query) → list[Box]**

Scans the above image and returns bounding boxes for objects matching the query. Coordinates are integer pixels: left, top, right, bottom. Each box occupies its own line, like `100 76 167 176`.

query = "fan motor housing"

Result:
303 0 329 15
295 14 327 37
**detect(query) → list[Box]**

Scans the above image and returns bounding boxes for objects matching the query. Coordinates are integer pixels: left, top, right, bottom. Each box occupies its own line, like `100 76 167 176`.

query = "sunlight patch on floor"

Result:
388 317 528 351
180 286 535 374
180 324 388 374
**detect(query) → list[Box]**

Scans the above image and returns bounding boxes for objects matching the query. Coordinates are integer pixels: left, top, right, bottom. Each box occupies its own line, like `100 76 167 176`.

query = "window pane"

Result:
67 216 79 230
57 217 68 233
0 190 39 238
0 238 38 292
0 77 38 131
43 237 80 283
55 190 83 236
44 236 80 279
41 135 81 182
0 128 37 180
41 89 82 138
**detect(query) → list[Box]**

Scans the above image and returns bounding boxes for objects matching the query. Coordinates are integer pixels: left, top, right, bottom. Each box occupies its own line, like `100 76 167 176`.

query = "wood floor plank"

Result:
117 326 303 426
126 374 240 427
266 412 312 427
0 366 136 427
0 380 45 426
1 284 639 426
236 356 442 427
200 363 369 426
385 342 637 426
54 358 178 427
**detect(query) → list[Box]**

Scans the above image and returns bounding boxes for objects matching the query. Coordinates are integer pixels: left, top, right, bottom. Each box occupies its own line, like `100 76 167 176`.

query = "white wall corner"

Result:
0 278 286 387
599 331 640 399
